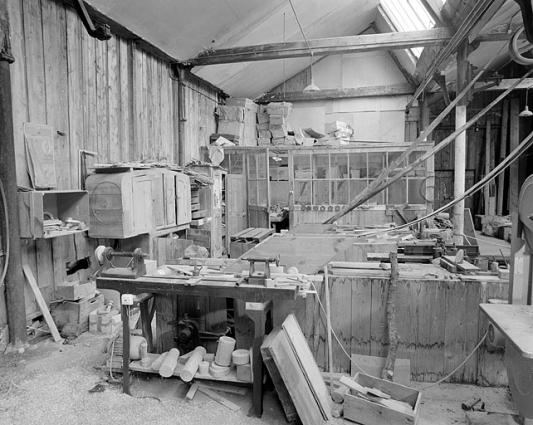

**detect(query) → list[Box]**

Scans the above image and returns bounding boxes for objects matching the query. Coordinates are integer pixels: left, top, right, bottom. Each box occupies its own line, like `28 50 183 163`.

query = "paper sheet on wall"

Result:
23 123 57 189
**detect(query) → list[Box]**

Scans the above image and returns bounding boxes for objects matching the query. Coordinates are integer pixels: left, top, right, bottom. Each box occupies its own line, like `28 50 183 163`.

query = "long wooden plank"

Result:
282 314 333 421
22 264 62 343
187 28 453 65
330 276 351 373
350 277 372 358
497 99 509 215
268 328 327 425
197 387 240 411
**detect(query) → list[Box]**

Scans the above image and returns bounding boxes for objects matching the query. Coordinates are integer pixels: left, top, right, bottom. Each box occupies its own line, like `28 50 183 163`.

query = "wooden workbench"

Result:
96 275 298 418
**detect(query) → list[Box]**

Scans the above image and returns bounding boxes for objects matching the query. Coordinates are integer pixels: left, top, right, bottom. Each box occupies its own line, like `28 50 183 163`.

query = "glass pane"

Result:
408 178 426 203
294 181 312 204
230 154 244 174
368 152 385 178
331 181 349 204
248 181 258 205
388 180 407 204
313 181 329 204
330 153 348 179
388 151 405 178
256 181 268 206
248 154 257 179
293 154 311 180
257 153 267 179
349 153 367 178
349 180 367 201
313 154 329 179
409 151 426 176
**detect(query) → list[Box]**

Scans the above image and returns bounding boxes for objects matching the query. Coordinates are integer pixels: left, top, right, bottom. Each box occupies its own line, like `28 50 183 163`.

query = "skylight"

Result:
381 0 438 58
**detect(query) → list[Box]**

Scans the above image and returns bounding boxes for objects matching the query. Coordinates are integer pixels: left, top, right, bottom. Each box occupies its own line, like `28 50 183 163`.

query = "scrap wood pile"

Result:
260 314 422 425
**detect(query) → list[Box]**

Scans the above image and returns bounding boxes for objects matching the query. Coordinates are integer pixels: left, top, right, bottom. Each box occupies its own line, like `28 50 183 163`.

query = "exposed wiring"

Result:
0 178 9 287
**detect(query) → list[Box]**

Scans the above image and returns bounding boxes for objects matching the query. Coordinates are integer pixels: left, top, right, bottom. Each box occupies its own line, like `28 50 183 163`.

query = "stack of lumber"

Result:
229 227 274 258
261 314 333 425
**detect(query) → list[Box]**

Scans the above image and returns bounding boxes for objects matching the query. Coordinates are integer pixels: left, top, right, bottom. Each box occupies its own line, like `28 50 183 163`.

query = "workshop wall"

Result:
6 0 219 321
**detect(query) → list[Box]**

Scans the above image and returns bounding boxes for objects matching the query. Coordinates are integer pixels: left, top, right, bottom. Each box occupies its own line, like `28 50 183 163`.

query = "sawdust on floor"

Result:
0 332 518 425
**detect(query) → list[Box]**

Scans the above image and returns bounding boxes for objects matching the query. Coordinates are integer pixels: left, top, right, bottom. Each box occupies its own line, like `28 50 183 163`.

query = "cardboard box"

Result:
258 138 271 146
325 120 348 134
258 129 272 138
217 120 245 142
217 105 245 122
344 373 421 425
269 114 286 126
266 102 292 116
225 97 258 113
269 124 287 139
257 112 270 124
56 280 96 301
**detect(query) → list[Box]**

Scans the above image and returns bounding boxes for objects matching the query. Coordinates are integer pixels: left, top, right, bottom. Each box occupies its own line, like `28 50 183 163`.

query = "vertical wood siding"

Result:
297 276 508 385
6 0 219 321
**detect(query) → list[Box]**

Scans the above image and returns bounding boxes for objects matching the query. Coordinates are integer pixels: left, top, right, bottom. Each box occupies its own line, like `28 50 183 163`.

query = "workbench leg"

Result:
121 303 131 395
245 301 272 418
139 298 154 352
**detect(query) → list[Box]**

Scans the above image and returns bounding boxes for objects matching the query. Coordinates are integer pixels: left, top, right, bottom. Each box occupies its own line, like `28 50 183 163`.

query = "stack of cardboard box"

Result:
216 98 258 146
265 102 294 145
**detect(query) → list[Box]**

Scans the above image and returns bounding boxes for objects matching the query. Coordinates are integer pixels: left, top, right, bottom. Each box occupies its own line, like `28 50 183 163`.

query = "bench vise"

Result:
97 246 147 279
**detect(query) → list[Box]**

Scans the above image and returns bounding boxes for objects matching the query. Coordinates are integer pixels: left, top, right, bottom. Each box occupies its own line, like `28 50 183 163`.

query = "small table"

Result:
479 303 533 358
96 275 298 417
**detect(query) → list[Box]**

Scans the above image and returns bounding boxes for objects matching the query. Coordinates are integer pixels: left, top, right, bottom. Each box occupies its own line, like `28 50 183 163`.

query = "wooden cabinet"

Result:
86 169 191 239
18 190 89 238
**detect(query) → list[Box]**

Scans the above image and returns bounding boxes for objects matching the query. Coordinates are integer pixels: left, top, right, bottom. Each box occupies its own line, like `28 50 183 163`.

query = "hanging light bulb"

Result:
303 52 320 93
519 86 533 117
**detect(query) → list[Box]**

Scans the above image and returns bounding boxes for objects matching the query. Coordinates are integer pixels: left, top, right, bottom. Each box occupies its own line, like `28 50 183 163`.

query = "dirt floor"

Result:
0 331 520 425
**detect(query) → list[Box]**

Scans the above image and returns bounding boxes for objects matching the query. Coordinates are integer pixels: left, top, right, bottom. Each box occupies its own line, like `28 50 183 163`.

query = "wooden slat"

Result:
24 0 47 124
350 277 372 359
96 36 109 162
509 98 520 214
42 0 70 190
23 264 62 343
132 45 144 160
107 35 120 162
81 25 97 153
330 276 351 373
119 38 133 161
7 0 30 187
66 6 83 188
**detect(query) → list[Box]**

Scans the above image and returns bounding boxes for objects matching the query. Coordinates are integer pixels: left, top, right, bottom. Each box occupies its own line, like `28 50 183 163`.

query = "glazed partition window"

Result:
291 149 428 206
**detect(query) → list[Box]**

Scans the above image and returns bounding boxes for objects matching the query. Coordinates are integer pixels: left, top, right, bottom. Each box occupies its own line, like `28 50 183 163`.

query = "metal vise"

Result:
100 247 147 279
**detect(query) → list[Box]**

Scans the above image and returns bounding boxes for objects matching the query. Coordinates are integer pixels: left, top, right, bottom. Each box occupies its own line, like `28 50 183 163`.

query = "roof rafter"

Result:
184 28 454 66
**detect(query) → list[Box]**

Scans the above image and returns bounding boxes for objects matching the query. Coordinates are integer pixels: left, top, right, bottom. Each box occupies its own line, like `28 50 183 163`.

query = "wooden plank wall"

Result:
6 0 219 321
297 275 508 385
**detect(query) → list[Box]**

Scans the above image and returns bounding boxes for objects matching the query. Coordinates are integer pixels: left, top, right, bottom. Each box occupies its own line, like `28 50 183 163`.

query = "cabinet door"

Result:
152 172 165 229
226 174 248 238
131 176 154 234
164 172 177 227
176 173 191 225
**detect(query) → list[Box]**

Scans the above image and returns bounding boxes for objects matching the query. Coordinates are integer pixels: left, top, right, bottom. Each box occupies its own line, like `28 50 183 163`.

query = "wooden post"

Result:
497 99 509 215
453 40 469 245
324 265 334 390
509 98 520 214
0 55 27 345
382 252 399 381
484 120 491 215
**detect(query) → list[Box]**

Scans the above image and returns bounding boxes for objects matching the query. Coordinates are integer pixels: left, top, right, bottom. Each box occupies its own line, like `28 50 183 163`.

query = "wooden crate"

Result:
56 280 96 301
51 293 104 332
344 373 421 425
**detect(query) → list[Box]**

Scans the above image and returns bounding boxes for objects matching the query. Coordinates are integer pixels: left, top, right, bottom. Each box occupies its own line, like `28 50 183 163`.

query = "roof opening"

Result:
381 0 439 58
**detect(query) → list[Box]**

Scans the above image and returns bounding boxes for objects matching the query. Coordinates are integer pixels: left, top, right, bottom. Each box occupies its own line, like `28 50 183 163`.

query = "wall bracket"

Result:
72 0 112 41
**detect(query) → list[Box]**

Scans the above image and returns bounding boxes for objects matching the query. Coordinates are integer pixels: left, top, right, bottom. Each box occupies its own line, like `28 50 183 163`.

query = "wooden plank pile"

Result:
261 314 333 425
229 227 274 258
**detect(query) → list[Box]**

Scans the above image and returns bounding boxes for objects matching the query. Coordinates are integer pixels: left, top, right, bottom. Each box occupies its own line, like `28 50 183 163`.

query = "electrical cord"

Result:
0 178 9 286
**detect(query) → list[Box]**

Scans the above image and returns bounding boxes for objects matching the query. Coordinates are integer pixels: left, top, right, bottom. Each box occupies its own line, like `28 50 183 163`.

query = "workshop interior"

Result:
1 0 533 424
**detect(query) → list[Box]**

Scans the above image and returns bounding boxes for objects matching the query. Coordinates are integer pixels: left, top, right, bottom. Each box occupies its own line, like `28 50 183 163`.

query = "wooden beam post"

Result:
484 120 491 215
453 40 469 245
497 100 509 215
0 47 27 345
509 98 520 214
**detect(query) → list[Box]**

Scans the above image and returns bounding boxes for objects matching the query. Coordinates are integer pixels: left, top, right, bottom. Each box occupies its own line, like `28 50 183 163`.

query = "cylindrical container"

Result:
215 336 236 367
159 348 180 378
209 362 230 378
232 349 250 365
180 346 207 382
198 361 210 375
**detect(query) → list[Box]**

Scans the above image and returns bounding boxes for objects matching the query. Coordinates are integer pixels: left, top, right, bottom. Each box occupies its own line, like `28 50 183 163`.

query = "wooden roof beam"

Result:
184 28 454 66
256 83 414 103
